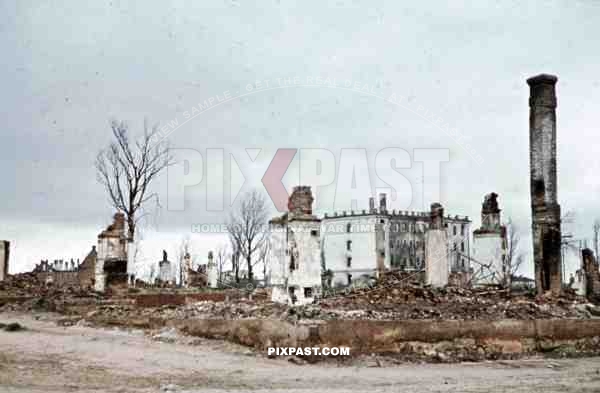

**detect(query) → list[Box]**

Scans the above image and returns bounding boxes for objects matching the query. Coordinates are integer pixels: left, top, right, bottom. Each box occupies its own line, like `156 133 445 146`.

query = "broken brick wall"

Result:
36 271 80 287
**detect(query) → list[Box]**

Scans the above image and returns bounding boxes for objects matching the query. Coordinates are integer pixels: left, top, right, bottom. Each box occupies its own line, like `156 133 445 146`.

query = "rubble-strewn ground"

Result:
3 272 598 322
1 312 600 393
2 272 600 367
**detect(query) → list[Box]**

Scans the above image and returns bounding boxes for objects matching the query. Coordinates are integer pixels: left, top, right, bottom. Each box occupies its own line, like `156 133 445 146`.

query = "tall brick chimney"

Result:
378 193 387 212
527 74 562 294
369 197 375 212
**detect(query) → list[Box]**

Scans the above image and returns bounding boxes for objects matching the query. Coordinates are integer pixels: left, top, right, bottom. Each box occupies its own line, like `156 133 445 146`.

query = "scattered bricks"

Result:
133 291 240 307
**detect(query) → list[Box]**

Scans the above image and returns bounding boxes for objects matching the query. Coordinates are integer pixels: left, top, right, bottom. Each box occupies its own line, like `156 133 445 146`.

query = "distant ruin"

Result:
472 193 508 285
95 212 129 292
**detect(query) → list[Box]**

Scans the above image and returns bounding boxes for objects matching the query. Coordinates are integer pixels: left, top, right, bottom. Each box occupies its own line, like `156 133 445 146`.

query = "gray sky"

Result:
1 0 600 278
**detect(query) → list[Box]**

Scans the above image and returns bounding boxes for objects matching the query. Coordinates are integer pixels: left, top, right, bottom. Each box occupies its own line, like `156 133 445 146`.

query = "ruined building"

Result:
472 193 508 285
0 240 9 281
321 195 470 288
181 252 192 287
269 186 322 305
580 249 600 301
206 251 218 288
528 74 562 294
95 212 128 292
425 203 450 287
158 250 174 284
30 246 97 288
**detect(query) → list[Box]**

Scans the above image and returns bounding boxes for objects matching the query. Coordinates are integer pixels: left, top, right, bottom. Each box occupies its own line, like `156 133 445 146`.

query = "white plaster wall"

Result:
321 216 381 287
126 240 135 277
446 220 471 272
572 271 586 296
287 220 322 289
268 223 287 286
207 261 218 288
159 262 173 283
268 219 322 304
94 236 127 292
425 229 448 287
473 233 505 285
94 238 107 292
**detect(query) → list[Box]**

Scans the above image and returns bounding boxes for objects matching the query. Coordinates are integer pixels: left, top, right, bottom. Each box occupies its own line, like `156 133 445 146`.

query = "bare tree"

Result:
593 219 600 259
175 236 191 287
227 190 269 282
149 264 156 285
229 243 241 284
257 238 271 285
214 246 228 287
502 218 524 288
95 119 172 241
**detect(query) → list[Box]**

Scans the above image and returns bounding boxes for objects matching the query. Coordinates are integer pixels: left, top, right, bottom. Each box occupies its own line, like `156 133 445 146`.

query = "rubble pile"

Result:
82 289 596 324
1 271 597 322
0 272 99 313
318 272 591 320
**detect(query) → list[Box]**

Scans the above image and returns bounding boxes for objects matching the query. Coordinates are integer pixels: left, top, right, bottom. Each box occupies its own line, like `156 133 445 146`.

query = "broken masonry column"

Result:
379 193 387 212
582 249 600 300
0 240 9 281
425 203 449 287
181 252 192 288
527 74 562 295
158 250 173 284
95 212 128 292
369 196 376 213
472 193 507 286
207 251 218 288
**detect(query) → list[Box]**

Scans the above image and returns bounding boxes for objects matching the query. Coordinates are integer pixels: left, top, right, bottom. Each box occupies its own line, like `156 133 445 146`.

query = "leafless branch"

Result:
95 119 173 241
226 190 269 282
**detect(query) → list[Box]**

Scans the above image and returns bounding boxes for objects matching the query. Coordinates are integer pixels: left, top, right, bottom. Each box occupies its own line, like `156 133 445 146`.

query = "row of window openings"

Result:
344 223 467 235
391 256 423 268
346 239 465 252
289 286 313 299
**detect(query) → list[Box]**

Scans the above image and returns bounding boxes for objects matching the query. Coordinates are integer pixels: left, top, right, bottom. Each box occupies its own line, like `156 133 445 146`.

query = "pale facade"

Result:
206 251 218 288
472 193 507 286
321 214 389 287
269 186 322 305
158 250 174 284
321 196 471 286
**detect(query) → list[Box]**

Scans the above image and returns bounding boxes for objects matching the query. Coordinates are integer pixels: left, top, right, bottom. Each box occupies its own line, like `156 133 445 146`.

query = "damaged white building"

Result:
94 212 129 292
472 193 508 286
321 194 471 288
268 186 474 305
269 186 322 305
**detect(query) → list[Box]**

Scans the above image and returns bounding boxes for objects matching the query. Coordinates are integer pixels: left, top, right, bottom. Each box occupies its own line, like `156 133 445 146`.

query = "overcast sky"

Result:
1 0 600 278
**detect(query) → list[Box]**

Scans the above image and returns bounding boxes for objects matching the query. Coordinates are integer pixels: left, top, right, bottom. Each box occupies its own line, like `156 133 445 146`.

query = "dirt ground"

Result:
1 313 600 393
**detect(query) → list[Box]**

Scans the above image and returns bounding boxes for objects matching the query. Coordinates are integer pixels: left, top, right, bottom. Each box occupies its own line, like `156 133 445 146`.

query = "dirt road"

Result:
0 312 599 393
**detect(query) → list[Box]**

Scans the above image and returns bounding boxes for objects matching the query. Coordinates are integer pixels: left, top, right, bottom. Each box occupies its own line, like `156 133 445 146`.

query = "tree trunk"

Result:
246 241 253 281
247 254 253 281
234 254 240 283
127 213 135 242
